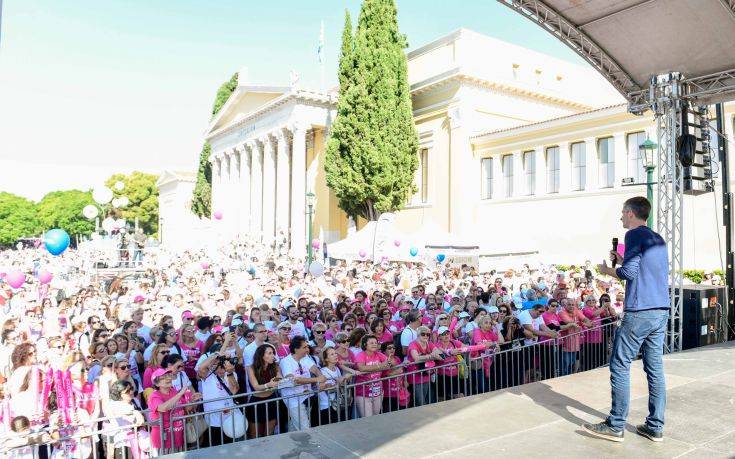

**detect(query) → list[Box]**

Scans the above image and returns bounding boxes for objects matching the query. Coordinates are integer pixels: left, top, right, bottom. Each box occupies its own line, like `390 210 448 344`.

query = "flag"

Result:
317 20 324 64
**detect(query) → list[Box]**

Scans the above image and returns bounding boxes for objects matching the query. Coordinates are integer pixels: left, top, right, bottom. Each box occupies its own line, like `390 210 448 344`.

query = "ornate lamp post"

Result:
306 191 316 269
639 138 658 228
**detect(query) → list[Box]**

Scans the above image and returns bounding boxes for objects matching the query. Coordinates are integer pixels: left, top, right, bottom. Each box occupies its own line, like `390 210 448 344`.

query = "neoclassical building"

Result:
198 28 734 268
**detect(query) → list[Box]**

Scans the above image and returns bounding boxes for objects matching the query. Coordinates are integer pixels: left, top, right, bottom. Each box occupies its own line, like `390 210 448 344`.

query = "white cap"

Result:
488 306 500 314
231 318 244 327
458 311 471 318
437 326 450 335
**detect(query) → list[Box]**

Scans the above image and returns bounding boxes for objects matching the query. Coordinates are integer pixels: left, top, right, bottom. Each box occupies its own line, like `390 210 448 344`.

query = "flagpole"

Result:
319 20 325 92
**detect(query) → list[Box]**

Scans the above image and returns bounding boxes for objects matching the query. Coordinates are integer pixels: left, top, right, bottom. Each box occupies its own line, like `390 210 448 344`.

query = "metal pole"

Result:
307 203 313 269
716 103 734 339
646 165 655 228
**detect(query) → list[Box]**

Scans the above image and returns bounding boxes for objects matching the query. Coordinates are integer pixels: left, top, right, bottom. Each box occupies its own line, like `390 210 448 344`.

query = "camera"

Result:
216 355 238 367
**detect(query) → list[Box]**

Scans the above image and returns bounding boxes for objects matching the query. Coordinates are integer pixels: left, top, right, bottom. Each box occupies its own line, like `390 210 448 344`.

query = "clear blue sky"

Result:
0 0 583 200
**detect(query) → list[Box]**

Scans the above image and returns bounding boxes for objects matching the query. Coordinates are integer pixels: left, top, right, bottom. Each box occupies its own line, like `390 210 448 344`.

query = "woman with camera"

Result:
197 347 241 447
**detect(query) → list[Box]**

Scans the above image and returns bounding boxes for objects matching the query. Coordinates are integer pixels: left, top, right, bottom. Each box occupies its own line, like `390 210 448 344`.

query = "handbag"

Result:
185 416 208 444
329 384 353 412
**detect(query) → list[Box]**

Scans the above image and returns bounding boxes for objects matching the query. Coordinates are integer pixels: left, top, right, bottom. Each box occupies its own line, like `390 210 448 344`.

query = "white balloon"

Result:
92 186 113 205
82 205 99 220
114 181 125 191
118 196 129 207
308 261 324 277
91 233 101 241
115 218 126 229
102 217 116 233
111 198 121 209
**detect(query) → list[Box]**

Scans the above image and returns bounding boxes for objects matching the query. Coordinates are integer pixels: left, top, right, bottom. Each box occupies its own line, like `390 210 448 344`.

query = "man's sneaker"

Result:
582 421 625 442
636 424 663 442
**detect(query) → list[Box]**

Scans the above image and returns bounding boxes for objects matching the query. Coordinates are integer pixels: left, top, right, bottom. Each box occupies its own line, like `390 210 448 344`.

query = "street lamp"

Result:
306 191 316 269
639 138 658 228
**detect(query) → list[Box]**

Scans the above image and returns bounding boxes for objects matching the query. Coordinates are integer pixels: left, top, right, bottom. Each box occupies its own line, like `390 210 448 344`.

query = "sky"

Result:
0 0 585 201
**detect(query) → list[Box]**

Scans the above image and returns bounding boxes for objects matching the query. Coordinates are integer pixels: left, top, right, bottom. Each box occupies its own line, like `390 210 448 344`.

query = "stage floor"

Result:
167 341 735 459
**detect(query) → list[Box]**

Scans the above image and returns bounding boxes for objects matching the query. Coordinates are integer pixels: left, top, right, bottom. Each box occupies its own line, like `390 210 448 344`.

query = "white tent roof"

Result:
498 0 735 106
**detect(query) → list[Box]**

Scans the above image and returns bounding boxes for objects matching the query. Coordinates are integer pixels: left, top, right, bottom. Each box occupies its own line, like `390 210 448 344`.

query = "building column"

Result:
230 150 241 238
261 134 276 242
447 106 477 233
249 140 263 239
512 150 523 197
613 133 627 189
290 123 307 258
236 144 251 236
275 128 291 240
584 137 598 191
558 141 571 193
535 146 547 195
492 154 503 199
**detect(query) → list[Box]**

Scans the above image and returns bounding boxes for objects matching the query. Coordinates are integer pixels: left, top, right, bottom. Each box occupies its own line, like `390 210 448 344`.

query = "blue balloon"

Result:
44 229 70 256
409 247 418 257
436 254 446 262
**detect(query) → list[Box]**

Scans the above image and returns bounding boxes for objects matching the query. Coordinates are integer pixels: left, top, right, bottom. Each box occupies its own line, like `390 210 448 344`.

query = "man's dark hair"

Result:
289 335 308 354
197 316 213 331
624 196 651 221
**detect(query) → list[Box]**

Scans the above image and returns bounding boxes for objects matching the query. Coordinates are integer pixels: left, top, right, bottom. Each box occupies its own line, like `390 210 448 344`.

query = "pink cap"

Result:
151 368 172 382
212 325 224 333
133 295 145 303
181 310 194 319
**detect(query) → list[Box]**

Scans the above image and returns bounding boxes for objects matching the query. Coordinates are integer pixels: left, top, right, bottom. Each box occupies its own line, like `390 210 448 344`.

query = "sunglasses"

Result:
160 350 170 355
214 339 223 343
313 330 325 334
336 339 348 344
419 333 430 337
105 363 114 368
117 365 129 370
281 327 292 331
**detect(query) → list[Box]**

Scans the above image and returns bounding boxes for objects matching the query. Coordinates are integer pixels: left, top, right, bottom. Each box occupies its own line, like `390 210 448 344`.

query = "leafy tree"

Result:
325 0 419 221
36 190 96 237
105 172 159 236
0 192 38 246
191 72 239 217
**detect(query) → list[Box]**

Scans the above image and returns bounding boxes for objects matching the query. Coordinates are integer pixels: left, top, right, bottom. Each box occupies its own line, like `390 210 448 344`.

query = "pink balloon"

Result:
358 250 367 258
6 270 25 289
201 262 210 270
394 239 401 247
617 243 625 257
312 239 321 249
213 211 223 220
33 239 42 248
38 270 53 285
0 273 5 279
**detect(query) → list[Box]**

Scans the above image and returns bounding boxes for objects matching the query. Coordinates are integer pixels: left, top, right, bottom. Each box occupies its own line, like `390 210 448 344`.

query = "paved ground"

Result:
166 341 735 459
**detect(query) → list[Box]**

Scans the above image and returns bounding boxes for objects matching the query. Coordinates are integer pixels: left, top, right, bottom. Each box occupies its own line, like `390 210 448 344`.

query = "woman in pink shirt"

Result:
370 319 393 344
380 341 406 413
333 332 356 368
434 326 466 399
471 316 503 393
353 335 392 417
580 295 616 371
558 298 592 376
406 326 443 406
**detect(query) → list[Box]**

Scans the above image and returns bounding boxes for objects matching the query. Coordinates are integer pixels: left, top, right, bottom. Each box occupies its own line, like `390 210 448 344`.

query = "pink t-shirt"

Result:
406 341 436 385
148 389 186 449
381 355 404 398
582 307 606 343
377 331 393 344
541 311 561 343
353 351 387 397
277 344 290 359
435 339 463 376
142 366 160 390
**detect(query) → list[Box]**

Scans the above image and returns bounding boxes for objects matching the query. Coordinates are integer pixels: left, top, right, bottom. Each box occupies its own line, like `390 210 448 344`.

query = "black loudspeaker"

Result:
681 285 726 350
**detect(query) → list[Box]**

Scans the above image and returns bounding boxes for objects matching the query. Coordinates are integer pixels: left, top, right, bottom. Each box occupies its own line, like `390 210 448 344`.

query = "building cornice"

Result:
205 90 336 142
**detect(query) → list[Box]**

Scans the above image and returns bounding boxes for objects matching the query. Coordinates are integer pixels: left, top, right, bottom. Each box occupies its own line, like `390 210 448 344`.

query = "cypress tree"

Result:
191 73 239 217
325 0 418 221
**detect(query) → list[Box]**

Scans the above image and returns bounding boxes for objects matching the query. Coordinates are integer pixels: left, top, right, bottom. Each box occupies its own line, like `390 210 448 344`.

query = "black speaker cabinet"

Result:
681 285 726 350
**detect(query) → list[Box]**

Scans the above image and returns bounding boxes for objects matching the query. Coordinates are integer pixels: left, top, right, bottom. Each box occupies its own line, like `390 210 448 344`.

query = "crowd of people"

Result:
0 238 627 457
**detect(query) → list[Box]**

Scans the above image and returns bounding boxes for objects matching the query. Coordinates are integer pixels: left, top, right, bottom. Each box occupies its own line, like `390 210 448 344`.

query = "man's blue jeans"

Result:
607 308 669 433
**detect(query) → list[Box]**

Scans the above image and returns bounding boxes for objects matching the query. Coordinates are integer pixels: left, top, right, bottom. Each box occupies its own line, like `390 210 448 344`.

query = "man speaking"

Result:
583 196 669 443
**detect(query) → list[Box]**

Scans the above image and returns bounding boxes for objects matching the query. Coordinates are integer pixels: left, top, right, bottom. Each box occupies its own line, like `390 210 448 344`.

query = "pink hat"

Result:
212 325 224 333
134 295 145 303
151 368 172 382
181 310 194 319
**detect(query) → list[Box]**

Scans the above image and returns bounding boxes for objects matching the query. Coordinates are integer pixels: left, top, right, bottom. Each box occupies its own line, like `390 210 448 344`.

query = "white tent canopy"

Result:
328 214 480 267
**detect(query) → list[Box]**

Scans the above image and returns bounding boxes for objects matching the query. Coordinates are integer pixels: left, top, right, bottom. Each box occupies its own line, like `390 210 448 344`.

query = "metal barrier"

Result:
4 321 618 457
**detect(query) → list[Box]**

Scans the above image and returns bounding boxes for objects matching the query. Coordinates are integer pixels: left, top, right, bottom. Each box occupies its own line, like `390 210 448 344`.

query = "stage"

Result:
166 341 735 459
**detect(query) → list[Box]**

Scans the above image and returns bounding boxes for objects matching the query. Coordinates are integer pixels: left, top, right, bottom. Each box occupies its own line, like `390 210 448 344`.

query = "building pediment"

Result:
206 85 292 137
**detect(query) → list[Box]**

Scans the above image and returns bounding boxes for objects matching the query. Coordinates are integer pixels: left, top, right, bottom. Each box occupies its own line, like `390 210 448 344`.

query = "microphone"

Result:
612 238 619 267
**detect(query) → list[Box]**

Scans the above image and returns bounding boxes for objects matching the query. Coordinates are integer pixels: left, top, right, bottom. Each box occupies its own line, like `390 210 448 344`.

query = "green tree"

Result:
191 72 239 217
36 190 96 237
337 9 354 92
105 172 159 236
0 192 38 246
325 0 419 221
